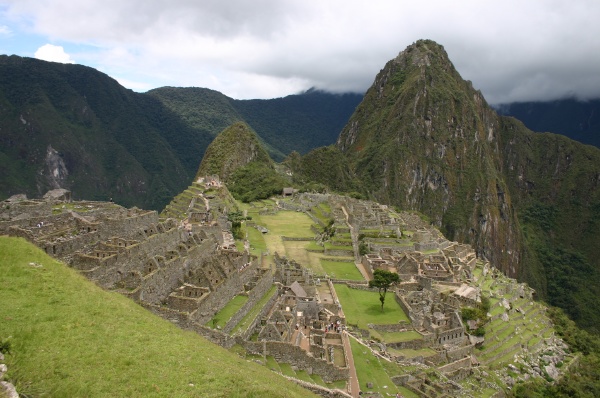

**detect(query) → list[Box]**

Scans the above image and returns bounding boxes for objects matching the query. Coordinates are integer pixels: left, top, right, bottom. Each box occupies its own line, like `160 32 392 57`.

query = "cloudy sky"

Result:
1 0 599 104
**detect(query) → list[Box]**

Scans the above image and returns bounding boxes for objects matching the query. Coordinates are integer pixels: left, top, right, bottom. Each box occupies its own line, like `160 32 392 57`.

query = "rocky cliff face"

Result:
337 40 521 276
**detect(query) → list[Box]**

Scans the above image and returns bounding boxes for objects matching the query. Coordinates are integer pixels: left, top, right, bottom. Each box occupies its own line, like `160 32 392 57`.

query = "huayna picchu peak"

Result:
337 39 518 280
333 40 600 334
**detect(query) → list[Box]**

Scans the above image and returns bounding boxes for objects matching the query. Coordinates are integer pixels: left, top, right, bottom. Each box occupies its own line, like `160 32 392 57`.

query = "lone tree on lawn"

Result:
369 269 400 311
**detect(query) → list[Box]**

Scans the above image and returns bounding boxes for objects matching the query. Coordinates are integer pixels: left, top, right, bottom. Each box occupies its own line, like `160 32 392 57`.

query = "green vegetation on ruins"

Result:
334 284 409 329
2 188 597 397
349 337 417 397
208 295 249 329
0 236 315 398
369 268 401 311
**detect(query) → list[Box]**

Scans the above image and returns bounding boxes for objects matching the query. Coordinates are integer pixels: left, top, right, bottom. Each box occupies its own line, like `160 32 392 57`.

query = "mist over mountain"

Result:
496 98 600 148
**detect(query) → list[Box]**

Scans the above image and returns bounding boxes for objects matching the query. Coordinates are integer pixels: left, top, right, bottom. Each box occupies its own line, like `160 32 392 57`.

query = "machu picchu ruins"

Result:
0 183 574 398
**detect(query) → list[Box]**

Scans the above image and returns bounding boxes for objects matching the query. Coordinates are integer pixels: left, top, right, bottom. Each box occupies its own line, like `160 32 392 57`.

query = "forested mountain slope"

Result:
0 55 361 209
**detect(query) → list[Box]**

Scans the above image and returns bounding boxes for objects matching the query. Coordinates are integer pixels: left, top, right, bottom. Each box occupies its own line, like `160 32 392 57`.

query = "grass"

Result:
242 223 268 255
310 205 333 227
0 236 316 398
232 286 277 334
371 330 423 343
279 363 296 377
323 242 353 251
260 211 315 238
247 210 315 260
387 347 436 359
265 356 281 372
304 241 324 252
207 295 249 329
349 337 418 397
333 284 409 329
320 259 363 281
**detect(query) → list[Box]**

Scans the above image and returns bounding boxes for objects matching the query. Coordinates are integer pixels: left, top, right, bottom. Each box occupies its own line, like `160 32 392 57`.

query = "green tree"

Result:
369 269 400 311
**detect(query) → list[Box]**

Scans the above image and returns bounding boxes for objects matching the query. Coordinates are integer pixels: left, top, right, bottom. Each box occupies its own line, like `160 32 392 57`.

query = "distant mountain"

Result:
496 98 600 148
233 89 364 160
0 55 361 208
149 87 363 161
297 40 600 333
0 55 212 210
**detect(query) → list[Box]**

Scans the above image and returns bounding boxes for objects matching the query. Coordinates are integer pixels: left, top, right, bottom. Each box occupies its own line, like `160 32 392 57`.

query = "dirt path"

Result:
342 330 360 397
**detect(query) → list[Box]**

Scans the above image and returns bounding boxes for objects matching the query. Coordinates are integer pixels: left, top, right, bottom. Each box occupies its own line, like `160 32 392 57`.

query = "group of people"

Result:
325 319 344 333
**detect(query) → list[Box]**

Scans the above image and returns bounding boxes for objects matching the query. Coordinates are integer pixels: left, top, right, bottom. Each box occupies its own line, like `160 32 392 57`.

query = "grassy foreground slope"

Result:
0 236 315 398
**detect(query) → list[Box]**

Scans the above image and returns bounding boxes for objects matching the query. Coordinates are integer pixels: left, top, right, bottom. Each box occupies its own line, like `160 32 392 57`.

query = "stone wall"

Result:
142 302 238 348
102 210 159 240
224 270 273 334
369 322 412 333
324 248 353 257
434 326 465 347
438 356 472 377
445 344 474 363
138 256 188 304
395 292 415 321
387 339 426 350
190 259 259 325
242 287 282 340
0 200 52 223
244 341 349 383
281 376 351 398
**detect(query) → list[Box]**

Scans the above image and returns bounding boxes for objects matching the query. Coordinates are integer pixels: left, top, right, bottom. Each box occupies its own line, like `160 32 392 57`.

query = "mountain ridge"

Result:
496 97 600 148
0 55 361 208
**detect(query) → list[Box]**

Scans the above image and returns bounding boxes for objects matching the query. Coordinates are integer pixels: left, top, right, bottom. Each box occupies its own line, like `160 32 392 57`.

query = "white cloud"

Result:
0 25 11 36
113 77 153 92
34 44 74 63
5 0 600 102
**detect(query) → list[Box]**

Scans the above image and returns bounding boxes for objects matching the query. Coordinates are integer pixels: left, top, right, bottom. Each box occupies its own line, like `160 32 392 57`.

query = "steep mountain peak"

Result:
196 122 272 180
336 39 487 154
393 39 446 67
334 39 515 275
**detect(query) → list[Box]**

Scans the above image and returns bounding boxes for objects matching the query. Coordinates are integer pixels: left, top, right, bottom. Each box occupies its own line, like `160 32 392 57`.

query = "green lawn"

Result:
320 259 363 281
207 295 249 329
324 242 353 251
260 211 315 238
279 363 296 377
232 286 277 334
243 223 268 255
304 241 325 252
349 337 417 397
372 330 423 343
333 284 409 329
387 347 436 359
0 236 315 398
